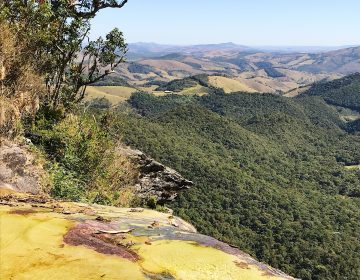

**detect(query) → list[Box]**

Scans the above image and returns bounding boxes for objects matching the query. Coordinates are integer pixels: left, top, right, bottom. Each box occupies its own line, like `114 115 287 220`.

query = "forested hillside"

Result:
112 90 360 280
303 73 360 111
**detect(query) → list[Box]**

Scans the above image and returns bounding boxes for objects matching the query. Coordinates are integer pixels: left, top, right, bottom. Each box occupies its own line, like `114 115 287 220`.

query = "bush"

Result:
31 111 139 206
87 97 112 109
50 163 85 201
147 196 157 209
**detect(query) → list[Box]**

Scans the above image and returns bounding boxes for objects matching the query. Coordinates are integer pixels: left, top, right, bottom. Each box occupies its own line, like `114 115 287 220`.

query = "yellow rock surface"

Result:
0 206 145 280
0 191 294 280
135 240 284 280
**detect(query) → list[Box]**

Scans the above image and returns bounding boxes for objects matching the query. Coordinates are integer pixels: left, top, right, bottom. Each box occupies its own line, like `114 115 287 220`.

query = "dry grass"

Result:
284 86 311 98
139 59 198 72
208 76 256 93
85 86 137 104
0 23 44 138
179 85 209 95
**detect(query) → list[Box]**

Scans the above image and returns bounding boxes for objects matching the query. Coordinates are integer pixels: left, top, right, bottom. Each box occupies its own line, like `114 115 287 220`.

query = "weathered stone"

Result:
0 190 298 280
118 146 193 204
0 139 47 194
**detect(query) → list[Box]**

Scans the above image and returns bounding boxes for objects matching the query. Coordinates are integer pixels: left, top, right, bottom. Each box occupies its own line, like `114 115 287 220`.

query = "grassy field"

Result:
85 86 138 104
86 84 210 104
208 76 256 93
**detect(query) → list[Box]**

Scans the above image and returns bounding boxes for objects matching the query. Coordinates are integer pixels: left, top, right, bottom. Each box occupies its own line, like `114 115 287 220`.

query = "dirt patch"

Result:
63 221 139 262
262 270 278 277
143 271 175 280
235 261 250 269
9 208 37 216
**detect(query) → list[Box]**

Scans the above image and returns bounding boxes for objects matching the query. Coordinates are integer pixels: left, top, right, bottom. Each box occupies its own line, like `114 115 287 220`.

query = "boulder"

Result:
118 146 193 204
0 139 47 194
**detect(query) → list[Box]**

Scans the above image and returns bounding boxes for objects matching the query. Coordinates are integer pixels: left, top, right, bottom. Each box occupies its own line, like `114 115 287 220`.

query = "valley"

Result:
2 2 360 280
86 43 360 103
108 74 360 280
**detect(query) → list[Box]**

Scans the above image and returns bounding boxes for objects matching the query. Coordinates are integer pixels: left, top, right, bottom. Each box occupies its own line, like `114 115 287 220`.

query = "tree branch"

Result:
73 0 129 19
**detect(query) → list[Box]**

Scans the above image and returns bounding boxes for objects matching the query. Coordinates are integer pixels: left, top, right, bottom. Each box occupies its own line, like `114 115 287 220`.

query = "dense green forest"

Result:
111 85 360 280
155 74 212 92
303 73 360 110
155 77 197 91
92 75 131 86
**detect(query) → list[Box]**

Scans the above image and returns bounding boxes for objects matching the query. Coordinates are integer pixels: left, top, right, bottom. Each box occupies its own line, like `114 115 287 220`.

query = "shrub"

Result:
31 111 139 206
50 163 85 201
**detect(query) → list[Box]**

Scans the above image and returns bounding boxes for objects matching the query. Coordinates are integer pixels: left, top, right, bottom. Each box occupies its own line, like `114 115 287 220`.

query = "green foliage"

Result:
49 163 85 201
1 0 128 110
92 75 130 86
143 80 168 88
255 62 285 78
128 92 194 116
191 74 211 87
303 73 360 111
347 118 360 133
156 74 225 95
263 67 285 78
113 91 360 280
156 77 198 92
29 109 138 206
147 196 158 209
128 63 154 74
87 98 113 109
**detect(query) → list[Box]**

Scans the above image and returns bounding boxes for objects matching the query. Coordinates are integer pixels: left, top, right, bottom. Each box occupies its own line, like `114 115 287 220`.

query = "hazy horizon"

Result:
127 41 358 48
90 0 360 46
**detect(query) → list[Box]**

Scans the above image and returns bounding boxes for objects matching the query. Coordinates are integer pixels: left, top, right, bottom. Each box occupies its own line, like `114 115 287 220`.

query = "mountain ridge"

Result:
86 45 360 100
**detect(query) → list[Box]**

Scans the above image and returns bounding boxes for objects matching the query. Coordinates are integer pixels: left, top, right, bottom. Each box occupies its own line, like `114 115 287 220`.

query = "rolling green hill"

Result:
302 73 360 111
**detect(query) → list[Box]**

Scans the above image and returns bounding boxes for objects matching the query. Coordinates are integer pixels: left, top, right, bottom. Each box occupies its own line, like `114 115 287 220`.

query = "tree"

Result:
0 0 129 110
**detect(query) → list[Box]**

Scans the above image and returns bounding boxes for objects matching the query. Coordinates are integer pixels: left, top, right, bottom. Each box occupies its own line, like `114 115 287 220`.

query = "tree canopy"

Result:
0 0 129 109
112 90 360 280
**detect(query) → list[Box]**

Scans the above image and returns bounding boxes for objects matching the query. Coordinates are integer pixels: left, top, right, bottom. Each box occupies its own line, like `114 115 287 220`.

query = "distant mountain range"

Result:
86 43 360 102
127 42 253 58
127 42 360 57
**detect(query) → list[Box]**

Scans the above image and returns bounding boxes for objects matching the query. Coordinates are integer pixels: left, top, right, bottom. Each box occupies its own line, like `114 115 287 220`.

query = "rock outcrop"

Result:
118 146 193 204
0 141 192 204
0 189 297 280
0 139 47 194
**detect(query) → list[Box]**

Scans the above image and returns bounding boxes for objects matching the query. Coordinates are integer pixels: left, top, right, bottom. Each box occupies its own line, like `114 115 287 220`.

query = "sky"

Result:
90 0 360 46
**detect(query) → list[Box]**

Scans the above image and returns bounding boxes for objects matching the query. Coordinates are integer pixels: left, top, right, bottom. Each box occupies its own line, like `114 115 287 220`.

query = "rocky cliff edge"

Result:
0 189 297 280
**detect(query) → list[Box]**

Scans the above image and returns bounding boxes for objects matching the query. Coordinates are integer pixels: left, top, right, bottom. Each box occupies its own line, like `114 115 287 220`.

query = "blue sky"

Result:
90 0 360 46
